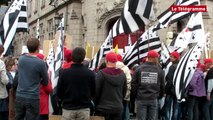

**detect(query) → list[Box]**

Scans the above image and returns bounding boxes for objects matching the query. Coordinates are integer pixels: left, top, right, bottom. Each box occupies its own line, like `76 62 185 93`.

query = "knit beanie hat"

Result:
170 51 180 59
106 52 118 63
147 50 159 58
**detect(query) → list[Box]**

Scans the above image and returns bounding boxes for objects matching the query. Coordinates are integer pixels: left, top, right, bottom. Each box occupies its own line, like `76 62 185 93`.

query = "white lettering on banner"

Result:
141 72 158 84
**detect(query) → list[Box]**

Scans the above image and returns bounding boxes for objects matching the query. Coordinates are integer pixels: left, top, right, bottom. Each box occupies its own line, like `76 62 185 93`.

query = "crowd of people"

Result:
0 37 213 120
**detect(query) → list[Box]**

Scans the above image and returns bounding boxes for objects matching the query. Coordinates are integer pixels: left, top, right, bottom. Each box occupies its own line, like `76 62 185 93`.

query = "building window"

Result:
33 27 36 37
49 32 54 40
40 35 44 41
47 19 53 32
40 23 43 34
28 0 32 17
34 0 38 14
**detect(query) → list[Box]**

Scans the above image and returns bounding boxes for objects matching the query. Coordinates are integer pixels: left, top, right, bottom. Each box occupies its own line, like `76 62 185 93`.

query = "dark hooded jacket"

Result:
132 62 165 100
95 67 127 114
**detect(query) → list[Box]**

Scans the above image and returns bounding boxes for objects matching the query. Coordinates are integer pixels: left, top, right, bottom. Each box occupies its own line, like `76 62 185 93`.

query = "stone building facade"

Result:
12 0 213 56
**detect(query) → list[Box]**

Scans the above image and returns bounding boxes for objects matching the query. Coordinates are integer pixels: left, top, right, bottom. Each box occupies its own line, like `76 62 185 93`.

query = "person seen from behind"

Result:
14 38 49 120
132 50 164 120
57 47 96 120
94 51 127 120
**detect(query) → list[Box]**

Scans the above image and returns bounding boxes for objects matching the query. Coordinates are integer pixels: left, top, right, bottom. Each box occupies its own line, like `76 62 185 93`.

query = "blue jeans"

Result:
202 95 213 120
136 99 158 120
15 97 39 120
123 100 130 120
163 95 180 120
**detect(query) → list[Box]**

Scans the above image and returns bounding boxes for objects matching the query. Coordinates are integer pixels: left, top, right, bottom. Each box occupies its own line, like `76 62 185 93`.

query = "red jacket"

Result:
40 80 52 114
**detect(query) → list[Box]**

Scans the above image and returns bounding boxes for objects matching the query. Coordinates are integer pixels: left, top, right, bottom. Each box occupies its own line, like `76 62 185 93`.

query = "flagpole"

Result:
136 31 140 64
148 27 150 51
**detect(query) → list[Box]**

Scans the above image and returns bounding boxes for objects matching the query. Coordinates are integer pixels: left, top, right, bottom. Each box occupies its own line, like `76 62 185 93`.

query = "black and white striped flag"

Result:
128 0 155 20
16 0 28 32
111 0 155 37
36 19 40 40
123 27 161 67
0 0 28 55
154 0 199 31
89 33 112 70
170 13 203 49
53 17 64 89
173 42 203 101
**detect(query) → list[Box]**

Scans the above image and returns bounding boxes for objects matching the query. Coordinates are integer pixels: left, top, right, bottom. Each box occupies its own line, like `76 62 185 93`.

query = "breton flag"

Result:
173 42 203 101
128 0 155 20
46 41 55 71
0 0 28 55
153 0 199 31
188 12 204 44
111 0 155 37
53 17 64 89
204 32 210 58
173 12 205 101
46 41 55 86
123 26 161 67
170 13 203 49
36 19 40 40
170 13 196 48
205 32 210 50
89 33 112 70
16 0 28 32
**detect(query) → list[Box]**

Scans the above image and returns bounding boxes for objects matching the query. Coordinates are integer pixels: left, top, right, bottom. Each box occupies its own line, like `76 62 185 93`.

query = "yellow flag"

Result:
86 42 90 56
114 44 118 54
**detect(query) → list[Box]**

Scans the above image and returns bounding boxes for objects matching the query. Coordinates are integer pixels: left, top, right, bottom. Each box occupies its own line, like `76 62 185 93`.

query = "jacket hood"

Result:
102 67 125 87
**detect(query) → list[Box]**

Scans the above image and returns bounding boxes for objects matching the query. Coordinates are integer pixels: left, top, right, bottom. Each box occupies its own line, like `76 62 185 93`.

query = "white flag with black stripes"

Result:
123 26 161 67
0 0 28 55
53 17 64 89
111 0 155 37
89 33 113 70
153 0 199 31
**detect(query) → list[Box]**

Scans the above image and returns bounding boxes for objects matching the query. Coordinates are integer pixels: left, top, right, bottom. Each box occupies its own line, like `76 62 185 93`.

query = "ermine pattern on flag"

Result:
123 27 161 67
36 19 40 40
89 34 112 70
188 13 204 44
206 32 210 50
169 13 203 49
173 43 203 101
